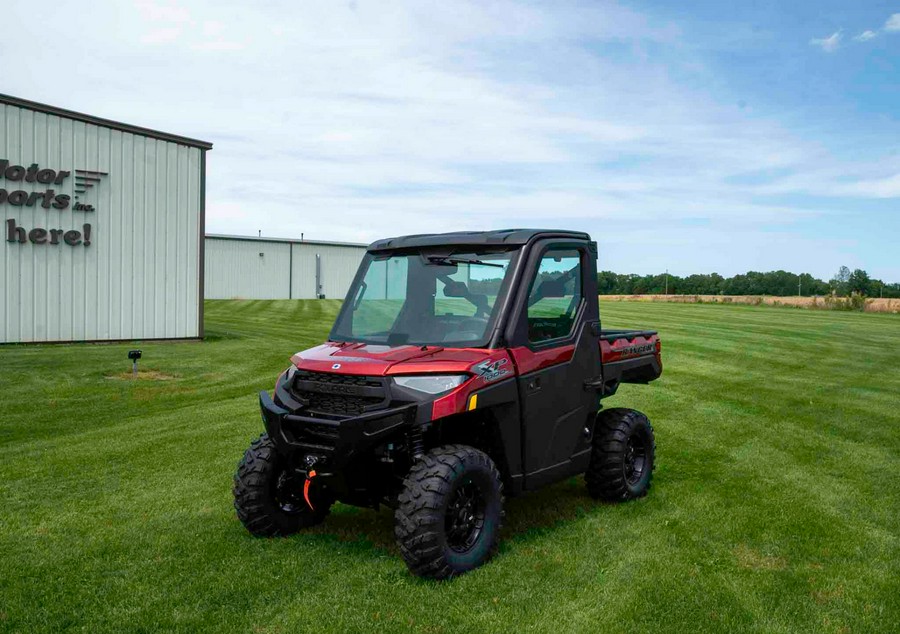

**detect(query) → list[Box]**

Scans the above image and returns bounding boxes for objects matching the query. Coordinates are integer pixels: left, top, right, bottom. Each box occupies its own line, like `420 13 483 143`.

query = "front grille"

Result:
291 370 387 417
295 371 383 389
302 393 381 417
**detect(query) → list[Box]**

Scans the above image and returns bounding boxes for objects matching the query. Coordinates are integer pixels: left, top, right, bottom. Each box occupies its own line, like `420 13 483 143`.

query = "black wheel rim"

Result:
445 479 487 553
623 434 648 485
273 469 305 514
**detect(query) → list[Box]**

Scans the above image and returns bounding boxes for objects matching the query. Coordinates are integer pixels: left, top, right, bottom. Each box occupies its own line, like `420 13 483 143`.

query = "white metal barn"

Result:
203 235 367 300
0 94 211 343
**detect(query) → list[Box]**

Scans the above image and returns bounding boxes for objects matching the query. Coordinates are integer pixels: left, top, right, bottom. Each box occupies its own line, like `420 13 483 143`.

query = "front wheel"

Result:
395 444 504 580
585 408 656 501
233 433 331 536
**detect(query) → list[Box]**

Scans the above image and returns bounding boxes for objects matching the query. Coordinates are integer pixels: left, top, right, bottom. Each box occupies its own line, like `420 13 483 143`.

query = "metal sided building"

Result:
204 235 367 300
1 94 211 343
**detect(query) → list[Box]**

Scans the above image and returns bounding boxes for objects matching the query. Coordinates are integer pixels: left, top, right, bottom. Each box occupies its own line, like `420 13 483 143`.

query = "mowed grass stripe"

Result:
0 300 897 633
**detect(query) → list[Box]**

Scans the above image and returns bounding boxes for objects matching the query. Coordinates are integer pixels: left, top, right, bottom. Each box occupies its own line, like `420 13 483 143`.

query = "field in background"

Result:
604 293 900 313
1 300 899 633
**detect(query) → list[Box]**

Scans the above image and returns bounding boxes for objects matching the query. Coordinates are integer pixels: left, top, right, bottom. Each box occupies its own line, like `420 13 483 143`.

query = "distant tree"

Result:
594 267 892 297
848 269 872 296
798 273 811 296
632 274 654 294
723 274 748 295
883 282 900 298
745 271 765 295
831 266 851 296
597 270 619 294
679 273 721 295
757 270 795 295
799 273 828 296
869 280 900 298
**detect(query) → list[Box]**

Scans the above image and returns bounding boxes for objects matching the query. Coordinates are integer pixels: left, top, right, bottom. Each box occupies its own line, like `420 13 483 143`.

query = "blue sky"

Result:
2 1 898 280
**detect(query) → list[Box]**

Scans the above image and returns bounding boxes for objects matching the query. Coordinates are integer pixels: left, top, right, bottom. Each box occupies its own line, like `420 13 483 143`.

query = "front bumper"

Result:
259 389 417 468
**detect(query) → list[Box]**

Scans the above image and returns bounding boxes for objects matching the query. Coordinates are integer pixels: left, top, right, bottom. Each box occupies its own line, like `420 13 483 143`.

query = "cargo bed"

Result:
599 329 662 396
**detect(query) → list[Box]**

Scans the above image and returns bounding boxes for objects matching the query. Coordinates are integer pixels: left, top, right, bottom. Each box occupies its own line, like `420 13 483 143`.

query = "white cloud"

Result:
853 30 877 42
190 39 246 51
831 173 900 198
140 26 182 44
134 0 191 23
885 13 900 32
810 31 842 52
1 1 897 278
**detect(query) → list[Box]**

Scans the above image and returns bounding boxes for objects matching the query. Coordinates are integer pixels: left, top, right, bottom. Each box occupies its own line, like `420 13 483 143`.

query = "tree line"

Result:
598 266 900 298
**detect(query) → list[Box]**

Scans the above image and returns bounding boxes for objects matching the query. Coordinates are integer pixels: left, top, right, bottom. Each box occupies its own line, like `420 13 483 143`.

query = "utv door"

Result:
507 241 602 490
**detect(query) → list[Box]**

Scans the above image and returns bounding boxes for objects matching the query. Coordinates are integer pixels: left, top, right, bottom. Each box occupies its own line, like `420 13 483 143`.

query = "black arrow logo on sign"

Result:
74 169 108 197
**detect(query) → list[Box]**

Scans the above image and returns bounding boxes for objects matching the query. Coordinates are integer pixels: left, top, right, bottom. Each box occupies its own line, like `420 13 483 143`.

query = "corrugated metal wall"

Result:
1 102 203 343
291 243 367 299
204 237 367 300
203 238 291 299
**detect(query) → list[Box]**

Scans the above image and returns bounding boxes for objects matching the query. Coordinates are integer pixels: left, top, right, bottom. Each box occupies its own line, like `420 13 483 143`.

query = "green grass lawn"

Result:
1 300 898 633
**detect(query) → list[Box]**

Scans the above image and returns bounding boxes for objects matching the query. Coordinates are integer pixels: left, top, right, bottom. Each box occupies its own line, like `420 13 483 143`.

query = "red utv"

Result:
234 229 662 579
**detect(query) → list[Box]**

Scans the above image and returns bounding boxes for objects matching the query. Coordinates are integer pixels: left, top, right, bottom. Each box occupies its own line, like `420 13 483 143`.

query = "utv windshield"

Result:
331 248 520 347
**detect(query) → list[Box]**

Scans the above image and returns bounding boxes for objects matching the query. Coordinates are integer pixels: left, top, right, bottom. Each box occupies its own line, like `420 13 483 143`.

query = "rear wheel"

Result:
395 444 504 580
586 408 656 501
233 433 331 536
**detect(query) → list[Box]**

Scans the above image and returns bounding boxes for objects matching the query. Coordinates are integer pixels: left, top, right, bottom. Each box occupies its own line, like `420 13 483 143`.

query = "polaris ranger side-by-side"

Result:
234 229 662 579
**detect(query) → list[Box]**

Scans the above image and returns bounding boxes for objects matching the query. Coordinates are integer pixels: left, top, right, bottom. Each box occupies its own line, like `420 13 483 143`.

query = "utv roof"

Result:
368 229 591 252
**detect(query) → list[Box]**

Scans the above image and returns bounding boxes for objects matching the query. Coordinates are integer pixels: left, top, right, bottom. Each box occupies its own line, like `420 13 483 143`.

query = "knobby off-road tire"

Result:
395 444 504 580
586 408 656 501
233 433 331 536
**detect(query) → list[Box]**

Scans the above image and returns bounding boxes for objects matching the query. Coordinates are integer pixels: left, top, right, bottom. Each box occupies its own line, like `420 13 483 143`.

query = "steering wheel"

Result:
461 316 489 331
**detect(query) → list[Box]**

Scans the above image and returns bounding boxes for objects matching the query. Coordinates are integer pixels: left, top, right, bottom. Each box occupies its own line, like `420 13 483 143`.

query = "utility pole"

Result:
798 274 802 297
665 269 669 296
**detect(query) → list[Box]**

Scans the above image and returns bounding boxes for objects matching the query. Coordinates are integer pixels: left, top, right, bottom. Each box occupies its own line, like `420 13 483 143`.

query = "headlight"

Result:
393 375 468 394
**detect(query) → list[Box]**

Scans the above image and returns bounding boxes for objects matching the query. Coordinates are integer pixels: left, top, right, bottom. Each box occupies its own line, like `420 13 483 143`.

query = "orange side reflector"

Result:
303 470 317 510
468 394 478 411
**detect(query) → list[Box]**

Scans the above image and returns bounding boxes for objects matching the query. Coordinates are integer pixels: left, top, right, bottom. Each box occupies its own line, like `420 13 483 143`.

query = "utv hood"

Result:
290 342 503 376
